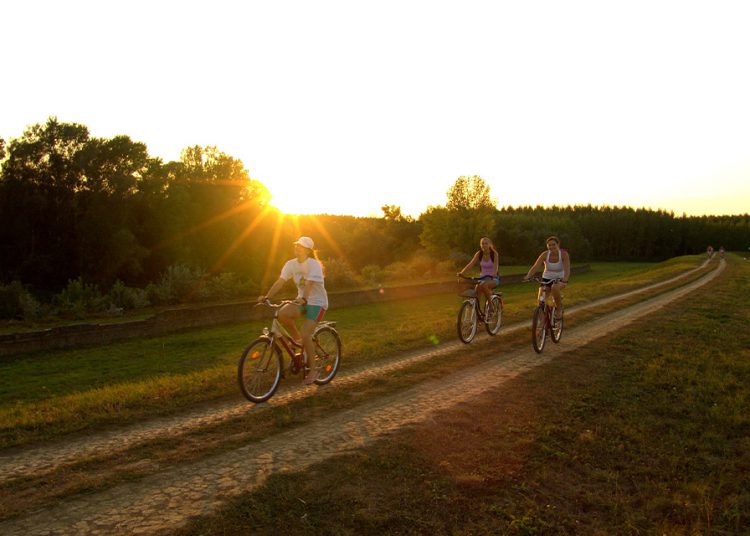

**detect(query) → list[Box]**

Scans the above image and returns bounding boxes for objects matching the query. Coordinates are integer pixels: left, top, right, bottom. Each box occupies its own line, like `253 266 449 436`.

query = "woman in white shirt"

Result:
523 236 570 316
259 236 328 384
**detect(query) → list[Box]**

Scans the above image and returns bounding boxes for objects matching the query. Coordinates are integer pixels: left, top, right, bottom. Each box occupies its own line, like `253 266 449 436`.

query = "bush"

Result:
53 278 110 318
108 280 151 310
361 264 386 286
201 272 256 301
146 264 206 305
382 261 410 281
323 258 362 291
0 281 41 320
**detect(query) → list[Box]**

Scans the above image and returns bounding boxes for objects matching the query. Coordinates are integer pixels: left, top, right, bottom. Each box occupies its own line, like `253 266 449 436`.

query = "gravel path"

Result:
0 260 723 535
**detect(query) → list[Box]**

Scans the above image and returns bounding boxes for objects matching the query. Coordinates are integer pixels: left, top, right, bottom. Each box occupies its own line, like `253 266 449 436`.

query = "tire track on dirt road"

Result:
0 261 724 535
0 260 715 482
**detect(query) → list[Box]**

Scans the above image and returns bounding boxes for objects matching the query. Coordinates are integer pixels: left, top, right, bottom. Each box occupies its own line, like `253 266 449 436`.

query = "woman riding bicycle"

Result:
258 236 328 385
458 236 500 315
523 236 570 317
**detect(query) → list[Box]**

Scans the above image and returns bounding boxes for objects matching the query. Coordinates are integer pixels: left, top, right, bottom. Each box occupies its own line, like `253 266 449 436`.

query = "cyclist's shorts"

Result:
541 278 559 287
302 304 326 322
479 275 500 287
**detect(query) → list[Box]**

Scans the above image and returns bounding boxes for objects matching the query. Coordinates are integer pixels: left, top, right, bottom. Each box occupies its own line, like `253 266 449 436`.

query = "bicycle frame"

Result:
263 316 305 374
529 276 563 353
238 300 342 403
260 300 340 376
456 275 503 343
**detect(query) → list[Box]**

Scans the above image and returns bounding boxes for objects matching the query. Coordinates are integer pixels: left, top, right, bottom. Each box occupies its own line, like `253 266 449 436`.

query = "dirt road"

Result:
0 260 724 535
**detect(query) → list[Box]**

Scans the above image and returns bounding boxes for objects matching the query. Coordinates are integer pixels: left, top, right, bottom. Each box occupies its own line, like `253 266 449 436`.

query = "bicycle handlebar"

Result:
255 299 297 309
524 276 563 284
457 273 500 284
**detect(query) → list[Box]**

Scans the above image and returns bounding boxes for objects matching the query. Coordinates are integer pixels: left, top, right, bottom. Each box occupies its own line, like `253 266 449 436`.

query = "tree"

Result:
381 204 413 223
418 176 498 259
0 118 91 288
446 175 495 211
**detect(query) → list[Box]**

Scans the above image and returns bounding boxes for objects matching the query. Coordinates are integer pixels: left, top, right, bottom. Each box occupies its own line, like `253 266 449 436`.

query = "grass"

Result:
0 256 708 448
174 254 749 535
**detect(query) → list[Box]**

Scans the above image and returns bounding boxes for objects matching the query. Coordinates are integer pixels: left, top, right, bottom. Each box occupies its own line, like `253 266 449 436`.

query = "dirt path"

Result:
0 260 713 482
0 260 723 535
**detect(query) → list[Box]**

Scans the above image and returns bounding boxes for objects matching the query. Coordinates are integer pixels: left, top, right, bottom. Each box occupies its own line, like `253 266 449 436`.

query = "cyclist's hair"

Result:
479 236 499 263
307 248 324 274
545 236 561 245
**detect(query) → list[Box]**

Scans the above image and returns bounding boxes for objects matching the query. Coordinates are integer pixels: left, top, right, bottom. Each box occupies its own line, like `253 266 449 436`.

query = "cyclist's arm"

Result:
493 251 499 275
458 251 480 276
260 277 286 301
298 279 314 304
524 253 545 280
561 250 571 284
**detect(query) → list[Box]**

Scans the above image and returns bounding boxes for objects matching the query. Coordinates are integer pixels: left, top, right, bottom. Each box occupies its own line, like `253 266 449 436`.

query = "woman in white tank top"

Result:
523 236 570 314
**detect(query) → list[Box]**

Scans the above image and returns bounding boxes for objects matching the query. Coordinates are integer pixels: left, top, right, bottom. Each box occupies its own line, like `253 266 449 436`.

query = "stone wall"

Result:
0 266 590 357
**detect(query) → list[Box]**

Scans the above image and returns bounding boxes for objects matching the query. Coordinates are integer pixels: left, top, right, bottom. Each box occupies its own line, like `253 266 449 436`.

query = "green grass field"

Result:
173 254 749 535
0 257 706 448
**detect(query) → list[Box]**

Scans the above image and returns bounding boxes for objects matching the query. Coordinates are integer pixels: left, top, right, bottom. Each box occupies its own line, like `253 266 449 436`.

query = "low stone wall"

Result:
0 266 590 357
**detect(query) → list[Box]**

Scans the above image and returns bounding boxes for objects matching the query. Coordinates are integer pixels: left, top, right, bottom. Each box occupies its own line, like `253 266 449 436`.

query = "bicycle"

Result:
526 276 563 353
456 274 504 344
237 300 342 403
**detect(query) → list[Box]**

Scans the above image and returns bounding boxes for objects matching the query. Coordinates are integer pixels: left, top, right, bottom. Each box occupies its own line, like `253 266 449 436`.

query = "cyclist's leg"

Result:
301 306 325 383
279 303 303 343
480 278 497 312
550 283 564 314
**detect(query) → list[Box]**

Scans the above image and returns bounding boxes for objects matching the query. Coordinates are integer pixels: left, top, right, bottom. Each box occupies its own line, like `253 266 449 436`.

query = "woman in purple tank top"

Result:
457 236 501 314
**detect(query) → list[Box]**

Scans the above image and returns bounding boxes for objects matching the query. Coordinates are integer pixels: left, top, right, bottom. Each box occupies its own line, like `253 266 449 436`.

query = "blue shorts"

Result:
302 304 326 322
479 275 500 287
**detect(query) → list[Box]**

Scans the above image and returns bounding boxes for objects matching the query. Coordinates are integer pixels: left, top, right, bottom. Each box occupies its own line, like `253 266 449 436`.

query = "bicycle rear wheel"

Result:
238 338 282 403
457 300 478 343
312 325 341 385
484 295 503 336
551 306 563 343
532 306 547 353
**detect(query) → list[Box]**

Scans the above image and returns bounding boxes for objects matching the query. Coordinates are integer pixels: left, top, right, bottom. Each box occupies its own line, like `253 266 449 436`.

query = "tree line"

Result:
420 177 748 264
1 119 747 306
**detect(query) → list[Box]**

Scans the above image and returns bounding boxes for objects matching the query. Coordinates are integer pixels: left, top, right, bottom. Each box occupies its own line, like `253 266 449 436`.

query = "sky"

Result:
2 0 750 218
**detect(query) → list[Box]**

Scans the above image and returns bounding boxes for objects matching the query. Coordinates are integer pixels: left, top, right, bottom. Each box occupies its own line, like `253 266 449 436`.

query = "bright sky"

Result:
2 0 750 218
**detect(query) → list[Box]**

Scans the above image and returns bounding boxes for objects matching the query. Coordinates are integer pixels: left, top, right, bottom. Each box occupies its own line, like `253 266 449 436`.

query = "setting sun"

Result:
2 1 749 219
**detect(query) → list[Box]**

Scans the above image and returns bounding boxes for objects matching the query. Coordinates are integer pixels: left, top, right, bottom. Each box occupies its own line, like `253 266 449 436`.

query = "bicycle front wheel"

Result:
457 300 478 343
485 295 503 336
313 325 341 385
551 306 563 343
238 338 282 403
532 306 547 354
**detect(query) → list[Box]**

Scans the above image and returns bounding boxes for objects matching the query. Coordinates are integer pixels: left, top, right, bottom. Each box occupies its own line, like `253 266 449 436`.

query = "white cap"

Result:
293 236 314 249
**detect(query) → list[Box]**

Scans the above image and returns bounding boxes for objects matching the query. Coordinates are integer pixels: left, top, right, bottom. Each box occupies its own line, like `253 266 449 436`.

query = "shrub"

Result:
361 264 386 286
201 272 256 301
147 264 206 305
382 261 410 282
53 278 110 318
0 281 40 320
108 280 151 310
323 258 362 291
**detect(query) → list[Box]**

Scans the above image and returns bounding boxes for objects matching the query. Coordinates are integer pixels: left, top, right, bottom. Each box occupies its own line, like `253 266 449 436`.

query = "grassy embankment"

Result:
0 257 708 448
176 254 749 535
